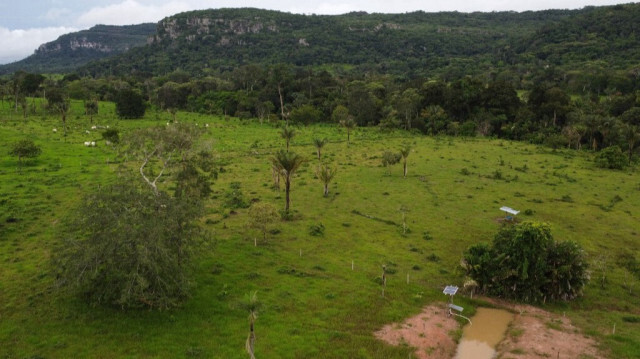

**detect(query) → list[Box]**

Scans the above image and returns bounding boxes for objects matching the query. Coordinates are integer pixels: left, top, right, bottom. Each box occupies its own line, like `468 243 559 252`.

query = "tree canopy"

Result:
463 222 589 303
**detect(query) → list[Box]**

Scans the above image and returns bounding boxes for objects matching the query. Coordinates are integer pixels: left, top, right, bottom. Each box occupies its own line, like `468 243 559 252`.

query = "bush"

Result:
101 129 120 144
463 221 589 302
595 145 627 170
115 89 146 119
308 223 325 236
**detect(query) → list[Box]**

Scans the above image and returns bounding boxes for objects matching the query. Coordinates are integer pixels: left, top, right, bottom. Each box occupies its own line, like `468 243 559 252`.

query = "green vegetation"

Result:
0 24 156 75
1 97 639 357
463 222 589 302
9 139 41 173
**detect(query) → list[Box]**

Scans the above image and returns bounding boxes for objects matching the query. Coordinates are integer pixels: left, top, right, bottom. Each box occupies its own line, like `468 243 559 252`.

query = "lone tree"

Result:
53 125 214 310
279 126 296 152
315 164 337 197
339 117 356 145
47 88 70 137
463 222 589 303
10 139 41 173
399 144 412 178
84 97 99 123
115 88 146 119
248 202 279 246
271 150 305 213
312 137 328 160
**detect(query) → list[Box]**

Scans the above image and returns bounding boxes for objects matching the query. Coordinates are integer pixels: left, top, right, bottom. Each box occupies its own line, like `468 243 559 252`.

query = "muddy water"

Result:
454 307 513 359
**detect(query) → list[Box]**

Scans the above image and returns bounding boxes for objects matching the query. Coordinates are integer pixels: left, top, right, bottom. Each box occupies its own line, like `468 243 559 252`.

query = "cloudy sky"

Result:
0 0 626 64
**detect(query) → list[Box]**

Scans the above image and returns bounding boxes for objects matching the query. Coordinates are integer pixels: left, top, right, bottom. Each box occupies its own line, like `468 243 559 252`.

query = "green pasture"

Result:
0 100 639 358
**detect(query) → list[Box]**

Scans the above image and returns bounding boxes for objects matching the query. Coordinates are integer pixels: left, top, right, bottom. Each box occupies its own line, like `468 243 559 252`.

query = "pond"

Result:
454 307 514 359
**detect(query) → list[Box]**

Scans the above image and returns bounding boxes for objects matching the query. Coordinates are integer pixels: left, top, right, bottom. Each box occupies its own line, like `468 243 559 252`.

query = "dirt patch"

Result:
374 304 459 359
375 299 606 359
488 299 605 359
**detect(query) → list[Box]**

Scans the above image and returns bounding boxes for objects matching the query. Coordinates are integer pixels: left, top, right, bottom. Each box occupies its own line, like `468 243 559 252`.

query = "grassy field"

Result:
1 99 639 358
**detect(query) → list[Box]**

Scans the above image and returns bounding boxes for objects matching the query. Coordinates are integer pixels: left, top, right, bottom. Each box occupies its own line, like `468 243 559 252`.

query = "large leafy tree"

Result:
115 88 146 119
54 124 213 309
54 182 206 309
271 150 305 212
463 222 588 302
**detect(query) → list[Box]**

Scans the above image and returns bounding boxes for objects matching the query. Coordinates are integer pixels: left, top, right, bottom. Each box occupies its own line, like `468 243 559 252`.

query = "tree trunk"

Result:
323 184 329 197
285 178 291 212
403 162 407 177
278 83 286 125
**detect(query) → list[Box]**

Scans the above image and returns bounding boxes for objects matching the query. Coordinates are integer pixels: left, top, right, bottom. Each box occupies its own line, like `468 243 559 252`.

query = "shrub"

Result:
115 89 146 119
595 145 627 170
308 223 325 236
102 129 120 144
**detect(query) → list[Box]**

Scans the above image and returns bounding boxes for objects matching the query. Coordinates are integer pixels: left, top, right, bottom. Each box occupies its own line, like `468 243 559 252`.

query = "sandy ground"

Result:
492 299 604 359
374 304 459 359
375 300 606 359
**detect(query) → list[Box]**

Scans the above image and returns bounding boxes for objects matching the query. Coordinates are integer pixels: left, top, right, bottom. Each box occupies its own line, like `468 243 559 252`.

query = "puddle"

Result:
454 307 513 359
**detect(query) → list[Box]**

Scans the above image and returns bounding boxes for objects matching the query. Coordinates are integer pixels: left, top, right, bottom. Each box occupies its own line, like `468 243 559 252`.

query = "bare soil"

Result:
374 304 459 359
375 300 606 359
492 299 604 359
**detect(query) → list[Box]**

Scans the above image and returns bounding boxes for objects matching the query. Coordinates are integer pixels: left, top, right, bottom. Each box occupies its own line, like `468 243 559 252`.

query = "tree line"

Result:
2 64 639 164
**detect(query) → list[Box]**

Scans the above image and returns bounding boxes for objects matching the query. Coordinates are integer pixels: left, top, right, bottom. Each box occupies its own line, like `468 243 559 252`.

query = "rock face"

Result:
152 14 279 43
37 37 113 54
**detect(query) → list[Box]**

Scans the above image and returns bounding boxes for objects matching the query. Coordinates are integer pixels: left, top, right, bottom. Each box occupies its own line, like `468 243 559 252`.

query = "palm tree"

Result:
245 291 259 359
339 117 356 145
399 145 411 178
279 126 296 152
315 164 337 197
312 137 328 160
271 150 305 212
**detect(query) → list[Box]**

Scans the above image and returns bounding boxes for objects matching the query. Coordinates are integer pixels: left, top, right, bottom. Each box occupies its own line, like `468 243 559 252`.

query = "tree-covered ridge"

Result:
521 3 640 69
79 7 587 77
0 24 156 75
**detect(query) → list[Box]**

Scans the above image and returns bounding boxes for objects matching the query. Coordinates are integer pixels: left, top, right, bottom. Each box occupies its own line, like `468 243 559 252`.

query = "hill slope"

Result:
79 8 579 77
0 24 156 75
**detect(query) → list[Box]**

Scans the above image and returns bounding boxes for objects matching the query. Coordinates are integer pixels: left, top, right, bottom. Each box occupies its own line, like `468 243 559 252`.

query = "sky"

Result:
0 0 629 64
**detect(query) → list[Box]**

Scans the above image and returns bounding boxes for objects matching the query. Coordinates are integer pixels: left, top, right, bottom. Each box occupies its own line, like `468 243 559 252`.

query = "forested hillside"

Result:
78 8 576 78
0 24 156 75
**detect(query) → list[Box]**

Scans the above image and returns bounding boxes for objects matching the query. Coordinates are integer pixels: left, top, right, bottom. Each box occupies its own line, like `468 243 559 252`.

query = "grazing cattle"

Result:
52 128 57 133
91 125 97 130
84 142 91 147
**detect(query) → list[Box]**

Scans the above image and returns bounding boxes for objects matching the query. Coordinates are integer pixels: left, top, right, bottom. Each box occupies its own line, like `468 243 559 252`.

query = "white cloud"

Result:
0 26 78 65
76 0 192 26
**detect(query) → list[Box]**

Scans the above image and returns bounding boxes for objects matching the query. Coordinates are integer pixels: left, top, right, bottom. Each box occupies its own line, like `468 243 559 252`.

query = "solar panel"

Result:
443 285 458 295
500 206 520 215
